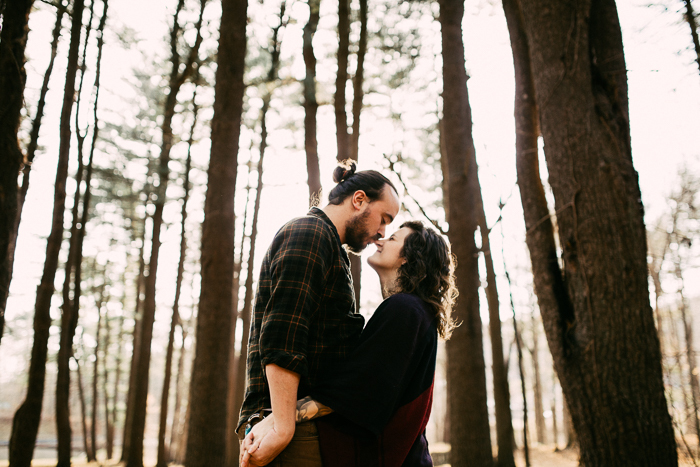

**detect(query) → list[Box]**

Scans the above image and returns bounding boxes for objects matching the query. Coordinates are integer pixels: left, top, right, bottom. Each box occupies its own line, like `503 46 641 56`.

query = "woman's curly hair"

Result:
392 221 457 339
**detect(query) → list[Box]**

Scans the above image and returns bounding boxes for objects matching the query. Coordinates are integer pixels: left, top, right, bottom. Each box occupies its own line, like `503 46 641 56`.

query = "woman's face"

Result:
367 226 413 273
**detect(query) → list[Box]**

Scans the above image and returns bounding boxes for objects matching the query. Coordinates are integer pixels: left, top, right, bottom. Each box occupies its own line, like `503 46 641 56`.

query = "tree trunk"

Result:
169 319 189 462
156 89 198 467
185 0 246 463
350 0 367 163
92 286 106 460
75 349 94 461
531 315 546 444
514 0 677 464
438 0 493 464
109 311 125 459
0 0 33 346
56 2 105 461
478 210 515 466
6 2 65 331
103 299 113 460
126 2 205 465
121 205 149 462
552 372 559 449
303 0 321 205
335 0 350 163
8 1 84 464
683 0 700 76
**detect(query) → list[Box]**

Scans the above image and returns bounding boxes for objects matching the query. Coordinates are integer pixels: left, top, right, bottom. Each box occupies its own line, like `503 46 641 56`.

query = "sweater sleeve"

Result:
310 294 434 435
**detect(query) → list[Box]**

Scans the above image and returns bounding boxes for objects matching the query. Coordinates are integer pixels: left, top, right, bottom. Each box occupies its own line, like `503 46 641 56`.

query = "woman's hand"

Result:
240 414 294 467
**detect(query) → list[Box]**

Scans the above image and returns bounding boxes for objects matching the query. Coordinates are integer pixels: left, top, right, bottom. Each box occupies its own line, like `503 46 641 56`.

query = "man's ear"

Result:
351 190 367 211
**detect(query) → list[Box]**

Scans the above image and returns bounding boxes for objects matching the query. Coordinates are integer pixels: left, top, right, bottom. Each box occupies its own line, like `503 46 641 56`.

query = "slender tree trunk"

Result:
185 0 246 463
350 0 367 163
514 0 677 463
552 372 559 449
109 312 125 459
303 0 321 205
121 206 149 462
92 287 106 460
75 349 94 461
335 0 350 163
478 211 515 466
0 0 34 345
438 0 493 464
56 3 100 461
103 301 114 460
127 2 205 464
6 2 65 328
169 320 189 462
531 315 546 444
683 0 700 76
8 1 84 464
156 89 198 467
514 312 530 467
348 0 367 312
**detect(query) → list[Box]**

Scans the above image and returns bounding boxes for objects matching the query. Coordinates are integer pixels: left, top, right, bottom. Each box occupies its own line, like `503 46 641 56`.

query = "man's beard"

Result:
345 210 376 254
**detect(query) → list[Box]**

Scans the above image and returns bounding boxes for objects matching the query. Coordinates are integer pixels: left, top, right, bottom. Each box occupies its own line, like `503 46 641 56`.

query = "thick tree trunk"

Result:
303 0 321 205
156 94 197 467
438 0 493 464
126 2 204 465
6 2 65 330
683 0 700 76
185 0 246 463
0 0 33 345
8 1 84 464
513 0 677 464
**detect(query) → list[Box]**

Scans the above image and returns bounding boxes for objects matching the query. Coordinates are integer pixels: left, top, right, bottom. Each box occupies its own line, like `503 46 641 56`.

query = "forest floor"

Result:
1 444 698 466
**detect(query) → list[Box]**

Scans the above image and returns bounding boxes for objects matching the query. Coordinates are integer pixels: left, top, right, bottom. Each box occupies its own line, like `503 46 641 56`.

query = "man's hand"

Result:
240 415 292 467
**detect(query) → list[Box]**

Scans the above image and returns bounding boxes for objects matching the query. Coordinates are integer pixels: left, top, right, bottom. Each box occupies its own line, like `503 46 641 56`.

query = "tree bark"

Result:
438 0 493 464
169 319 189 462
683 0 700 76
0 0 33 346
335 0 350 163
185 0 246 463
8 0 84 464
513 0 677 464
92 285 106 461
350 0 367 163
75 348 94 461
6 2 65 332
103 296 113 459
303 0 321 205
156 86 198 467
126 1 205 464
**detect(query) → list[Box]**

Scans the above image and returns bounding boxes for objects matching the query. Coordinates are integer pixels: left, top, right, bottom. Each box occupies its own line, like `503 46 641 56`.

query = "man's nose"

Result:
378 225 386 238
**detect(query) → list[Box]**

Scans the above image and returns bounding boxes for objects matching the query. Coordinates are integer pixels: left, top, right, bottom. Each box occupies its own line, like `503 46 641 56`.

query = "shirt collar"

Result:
308 207 350 265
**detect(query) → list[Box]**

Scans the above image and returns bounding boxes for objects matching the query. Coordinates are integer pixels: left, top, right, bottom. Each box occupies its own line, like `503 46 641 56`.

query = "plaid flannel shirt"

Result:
238 208 364 431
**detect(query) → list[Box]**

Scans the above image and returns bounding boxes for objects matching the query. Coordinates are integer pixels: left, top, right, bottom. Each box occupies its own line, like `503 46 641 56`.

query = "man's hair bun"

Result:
332 160 357 184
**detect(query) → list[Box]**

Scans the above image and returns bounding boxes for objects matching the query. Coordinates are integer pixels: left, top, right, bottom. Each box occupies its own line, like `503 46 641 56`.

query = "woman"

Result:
243 220 457 467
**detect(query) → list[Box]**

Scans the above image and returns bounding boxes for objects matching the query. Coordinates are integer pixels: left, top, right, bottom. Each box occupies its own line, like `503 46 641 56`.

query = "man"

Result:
238 162 400 466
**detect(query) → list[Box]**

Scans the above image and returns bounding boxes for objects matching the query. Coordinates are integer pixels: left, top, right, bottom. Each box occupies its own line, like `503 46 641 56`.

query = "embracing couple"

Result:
237 161 456 467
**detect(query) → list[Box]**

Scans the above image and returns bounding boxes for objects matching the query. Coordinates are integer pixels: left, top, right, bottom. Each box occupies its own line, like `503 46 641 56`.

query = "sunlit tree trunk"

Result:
303 0 321 205
514 0 677 463
185 0 246 463
8 1 84 464
438 0 493 464
6 2 65 331
126 1 205 464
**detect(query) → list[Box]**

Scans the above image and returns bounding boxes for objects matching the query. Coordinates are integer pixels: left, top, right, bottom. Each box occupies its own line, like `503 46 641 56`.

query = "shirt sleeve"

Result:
259 218 333 378
310 294 435 435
